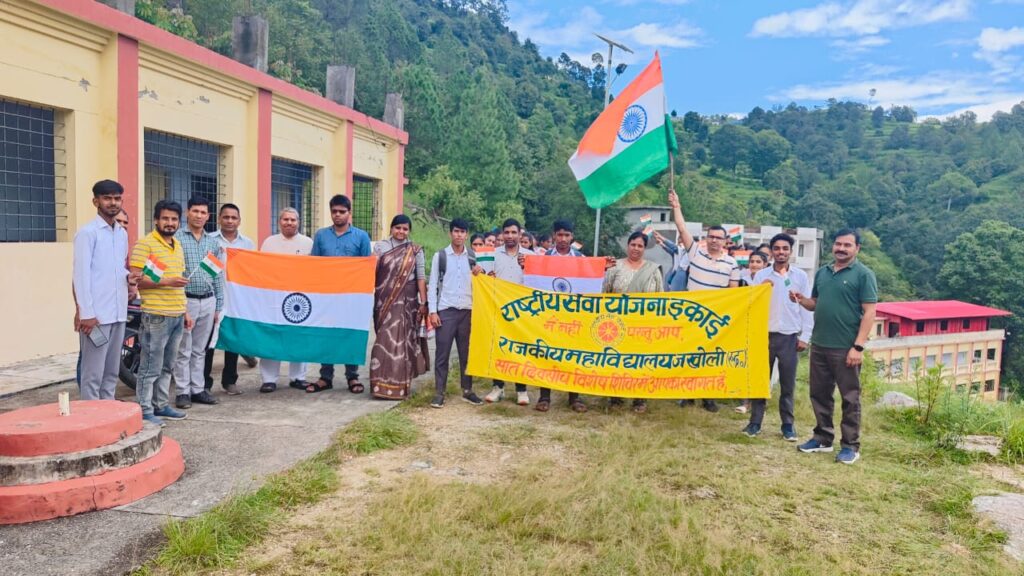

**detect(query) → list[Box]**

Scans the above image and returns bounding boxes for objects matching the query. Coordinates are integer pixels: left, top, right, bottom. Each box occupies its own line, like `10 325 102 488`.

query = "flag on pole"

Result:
727 225 744 244
198 252 225 279
568 53 677 209
475 246 496 274
571 241 584 252
734 250 751 266
639 214 653 228
523 255 606 294
142 254 166 283
217 249 376 365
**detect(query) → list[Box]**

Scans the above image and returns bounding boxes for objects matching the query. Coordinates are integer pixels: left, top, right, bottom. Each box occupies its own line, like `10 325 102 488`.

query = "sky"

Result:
506 0 1024 120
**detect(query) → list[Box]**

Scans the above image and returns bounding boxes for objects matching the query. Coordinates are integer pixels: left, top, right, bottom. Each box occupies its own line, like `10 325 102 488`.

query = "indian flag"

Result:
734 250 751 266
142 254 166 283
523 255 605 294
568 53 677 209
475 246 496 274
216 249 375 365
198 252 225 279
727 225 744 244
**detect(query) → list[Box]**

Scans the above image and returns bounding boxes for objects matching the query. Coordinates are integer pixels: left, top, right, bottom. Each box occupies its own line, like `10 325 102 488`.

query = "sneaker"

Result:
836 447 860 464
517 391 530 406
484 386 504 403
702 400 719 413
462 391 484 406
781 424 798 442
142 414 165 428
742 423 761 437
797 438 833 453
678 399 694 408
734 403 748 414
191 391 219 405
175 394 192 409
430 394 445 409
154 406 187 421
223 383 243 396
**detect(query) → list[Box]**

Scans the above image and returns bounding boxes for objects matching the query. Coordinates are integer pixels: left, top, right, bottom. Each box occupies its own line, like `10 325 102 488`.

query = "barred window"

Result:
0 98 67 242
143 130 224 232
271 158 319 238
352 175 380 240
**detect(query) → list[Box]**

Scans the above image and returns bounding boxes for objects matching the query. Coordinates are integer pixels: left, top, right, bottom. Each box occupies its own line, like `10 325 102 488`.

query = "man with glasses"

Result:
307 194 372 394
667 190 740 412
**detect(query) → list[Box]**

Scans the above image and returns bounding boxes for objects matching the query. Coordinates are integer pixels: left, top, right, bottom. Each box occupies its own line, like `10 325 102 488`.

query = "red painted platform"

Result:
0 400 142 457
0 438 184 524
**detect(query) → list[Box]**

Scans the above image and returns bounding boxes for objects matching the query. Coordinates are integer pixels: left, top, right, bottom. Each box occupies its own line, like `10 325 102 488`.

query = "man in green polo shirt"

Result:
790 228 877 464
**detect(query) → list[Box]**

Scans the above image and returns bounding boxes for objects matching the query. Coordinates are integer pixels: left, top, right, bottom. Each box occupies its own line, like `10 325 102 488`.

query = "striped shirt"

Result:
130 230 186 316
175 227 225 311
685 243 740 291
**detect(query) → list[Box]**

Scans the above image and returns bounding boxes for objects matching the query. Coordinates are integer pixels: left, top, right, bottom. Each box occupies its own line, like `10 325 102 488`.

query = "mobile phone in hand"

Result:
88 326 109 347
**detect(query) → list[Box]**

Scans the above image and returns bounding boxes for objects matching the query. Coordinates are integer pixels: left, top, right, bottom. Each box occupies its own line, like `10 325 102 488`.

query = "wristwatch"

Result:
853 344 865 352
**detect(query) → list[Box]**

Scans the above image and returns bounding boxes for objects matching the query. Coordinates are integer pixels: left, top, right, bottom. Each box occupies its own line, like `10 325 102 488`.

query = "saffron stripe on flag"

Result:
523 274 604 294
523 255 607 279
217 317 368 365
576 53 664 156
225 248 375 294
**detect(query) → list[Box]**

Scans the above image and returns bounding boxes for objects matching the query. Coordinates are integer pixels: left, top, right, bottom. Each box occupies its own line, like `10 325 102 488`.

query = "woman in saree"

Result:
603 231 664 413
370 214 429 400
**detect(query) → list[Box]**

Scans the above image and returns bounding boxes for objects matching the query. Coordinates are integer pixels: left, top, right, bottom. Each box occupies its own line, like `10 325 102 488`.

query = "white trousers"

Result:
260 359 307 384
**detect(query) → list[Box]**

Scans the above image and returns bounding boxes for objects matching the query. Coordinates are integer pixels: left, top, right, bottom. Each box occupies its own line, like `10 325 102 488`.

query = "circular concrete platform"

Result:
0 400 142 457
0 438 185 525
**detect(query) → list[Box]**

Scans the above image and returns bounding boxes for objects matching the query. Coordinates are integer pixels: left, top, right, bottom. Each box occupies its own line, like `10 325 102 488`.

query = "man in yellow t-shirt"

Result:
129 199 193 427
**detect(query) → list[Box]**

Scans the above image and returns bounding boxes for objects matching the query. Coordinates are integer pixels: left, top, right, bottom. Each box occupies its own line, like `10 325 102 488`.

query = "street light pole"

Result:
591 34 633 257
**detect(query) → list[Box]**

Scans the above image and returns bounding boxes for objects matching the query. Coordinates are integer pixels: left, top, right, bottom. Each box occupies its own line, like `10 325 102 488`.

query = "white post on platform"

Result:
591 34 633 256
58 392 71 416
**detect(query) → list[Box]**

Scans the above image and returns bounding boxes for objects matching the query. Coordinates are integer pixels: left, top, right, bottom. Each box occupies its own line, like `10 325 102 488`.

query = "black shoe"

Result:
462 391 484 406
678 399 695 408
288 379 307 390
430 394 445 408
702 400 719 413
260 382 277 393
191 390 219 405
609 397 625 407
175 394 192 409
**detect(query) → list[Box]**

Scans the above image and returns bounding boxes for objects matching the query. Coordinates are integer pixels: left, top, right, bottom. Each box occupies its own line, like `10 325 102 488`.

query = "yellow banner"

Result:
467 276 770 399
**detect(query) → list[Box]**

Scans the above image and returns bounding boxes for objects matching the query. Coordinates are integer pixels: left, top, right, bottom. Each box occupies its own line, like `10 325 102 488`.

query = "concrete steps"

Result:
0 400 184 524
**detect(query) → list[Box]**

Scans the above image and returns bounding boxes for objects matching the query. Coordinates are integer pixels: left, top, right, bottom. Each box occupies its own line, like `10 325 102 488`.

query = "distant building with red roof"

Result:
865 300 1012 400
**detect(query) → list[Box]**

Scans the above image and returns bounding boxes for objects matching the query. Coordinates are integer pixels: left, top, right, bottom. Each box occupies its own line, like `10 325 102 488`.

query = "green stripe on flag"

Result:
199 261 219 278
216 317 369 365
143 267 162 283
577 127 671 209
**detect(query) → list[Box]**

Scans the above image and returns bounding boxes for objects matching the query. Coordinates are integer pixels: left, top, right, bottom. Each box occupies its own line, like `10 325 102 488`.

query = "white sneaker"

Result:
484 386 504 403
517 391 530 406
734 403 748 414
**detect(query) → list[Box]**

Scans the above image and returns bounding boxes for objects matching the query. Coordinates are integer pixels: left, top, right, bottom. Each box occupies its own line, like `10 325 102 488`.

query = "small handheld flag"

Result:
475 246 496 274
571 241 584 252
199 252 225 279
142 254 166 283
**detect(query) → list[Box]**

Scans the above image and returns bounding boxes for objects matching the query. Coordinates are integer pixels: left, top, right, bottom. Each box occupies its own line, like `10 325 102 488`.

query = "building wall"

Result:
882 315 989 338
0 0 407 365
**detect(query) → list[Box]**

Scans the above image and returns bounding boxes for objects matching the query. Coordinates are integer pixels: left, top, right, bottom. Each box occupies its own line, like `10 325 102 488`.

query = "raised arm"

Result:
667 191 694 251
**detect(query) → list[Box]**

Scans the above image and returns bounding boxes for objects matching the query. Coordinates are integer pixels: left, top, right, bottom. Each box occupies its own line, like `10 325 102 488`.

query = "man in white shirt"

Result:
73 180 132 400
258 207 313 392
744 233 813 440
204 203 256 395
484 218 533 406
427 218 483 408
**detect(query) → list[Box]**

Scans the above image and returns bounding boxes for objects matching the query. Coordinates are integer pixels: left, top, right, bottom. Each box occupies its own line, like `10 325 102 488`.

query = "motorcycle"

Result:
119 300 142 390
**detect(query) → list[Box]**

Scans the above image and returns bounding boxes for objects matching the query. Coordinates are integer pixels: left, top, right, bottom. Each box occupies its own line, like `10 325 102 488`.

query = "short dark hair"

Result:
750 251 770 265
484 231 497 239
450 218 470 232
219 203 240 216
537 234 551 243
552 219 574 234
834 227 861 245
627 231 649 246
329 194 351 210
390 214 412 231
501 218 521 231
469 233 485 244
187 196 210 211
153 199 182 221
92 179 123 197
769 233 794 248
707 225 727 237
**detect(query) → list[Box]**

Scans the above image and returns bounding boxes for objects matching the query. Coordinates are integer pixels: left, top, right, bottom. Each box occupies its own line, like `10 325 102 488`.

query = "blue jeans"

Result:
136 313 184 416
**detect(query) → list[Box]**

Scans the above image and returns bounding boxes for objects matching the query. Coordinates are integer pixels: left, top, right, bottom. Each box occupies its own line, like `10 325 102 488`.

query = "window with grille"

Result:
0 98 66 242
352 175 380 240
271 158 319 238
143 130 224 233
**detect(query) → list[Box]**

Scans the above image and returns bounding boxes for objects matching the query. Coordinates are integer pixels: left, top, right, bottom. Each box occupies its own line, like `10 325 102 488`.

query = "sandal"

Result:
288 379 307 390
259 382 277 394
347 379 365 394
570 399 588 413
535 399 550 412
305 379 333 394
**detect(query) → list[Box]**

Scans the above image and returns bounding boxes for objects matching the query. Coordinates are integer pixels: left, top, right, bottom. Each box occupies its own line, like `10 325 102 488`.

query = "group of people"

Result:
72 179 877 464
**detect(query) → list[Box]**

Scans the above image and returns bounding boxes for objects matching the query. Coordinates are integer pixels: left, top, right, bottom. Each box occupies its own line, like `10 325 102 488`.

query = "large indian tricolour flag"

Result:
523 255 606 294
216 249 375 365
568 53 677 209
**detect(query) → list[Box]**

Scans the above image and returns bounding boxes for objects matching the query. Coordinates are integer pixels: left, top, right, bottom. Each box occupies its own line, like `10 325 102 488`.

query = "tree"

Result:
889 105 917 123
871 106 885 129
749 130 791 178
709 124 756 172
926 172 981 211
885 125 912 149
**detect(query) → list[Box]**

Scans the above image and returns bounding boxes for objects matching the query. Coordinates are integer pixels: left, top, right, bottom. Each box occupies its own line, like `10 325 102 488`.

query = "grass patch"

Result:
147 410 417 574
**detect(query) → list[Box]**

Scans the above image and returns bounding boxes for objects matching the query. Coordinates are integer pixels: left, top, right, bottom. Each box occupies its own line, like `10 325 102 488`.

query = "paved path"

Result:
0 355 426 576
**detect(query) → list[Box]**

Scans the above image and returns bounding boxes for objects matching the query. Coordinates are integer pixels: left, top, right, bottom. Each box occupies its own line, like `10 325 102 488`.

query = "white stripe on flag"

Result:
223 282 373 330
569 84 666 181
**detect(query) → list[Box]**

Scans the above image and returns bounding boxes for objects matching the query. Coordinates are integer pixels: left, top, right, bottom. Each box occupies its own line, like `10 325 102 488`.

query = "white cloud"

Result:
617 22 703 49
609 0 693 4
830 34 891 56
978 26 1024 53
973 27 1024 77
751 0 972 38
922 96 1024 120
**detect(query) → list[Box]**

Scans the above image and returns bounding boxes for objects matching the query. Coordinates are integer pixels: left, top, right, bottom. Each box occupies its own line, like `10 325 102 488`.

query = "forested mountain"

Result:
137 0 1024 390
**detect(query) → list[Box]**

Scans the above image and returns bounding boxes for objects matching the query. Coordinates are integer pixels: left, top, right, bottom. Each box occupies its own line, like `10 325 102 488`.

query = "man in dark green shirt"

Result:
790 228 877 464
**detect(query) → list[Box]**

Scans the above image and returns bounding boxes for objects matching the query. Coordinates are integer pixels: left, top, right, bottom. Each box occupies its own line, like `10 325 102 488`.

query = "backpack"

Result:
436 247 476 297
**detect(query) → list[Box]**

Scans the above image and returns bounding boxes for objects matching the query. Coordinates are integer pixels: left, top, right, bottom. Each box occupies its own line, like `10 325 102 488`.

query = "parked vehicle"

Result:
119 300 142 390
